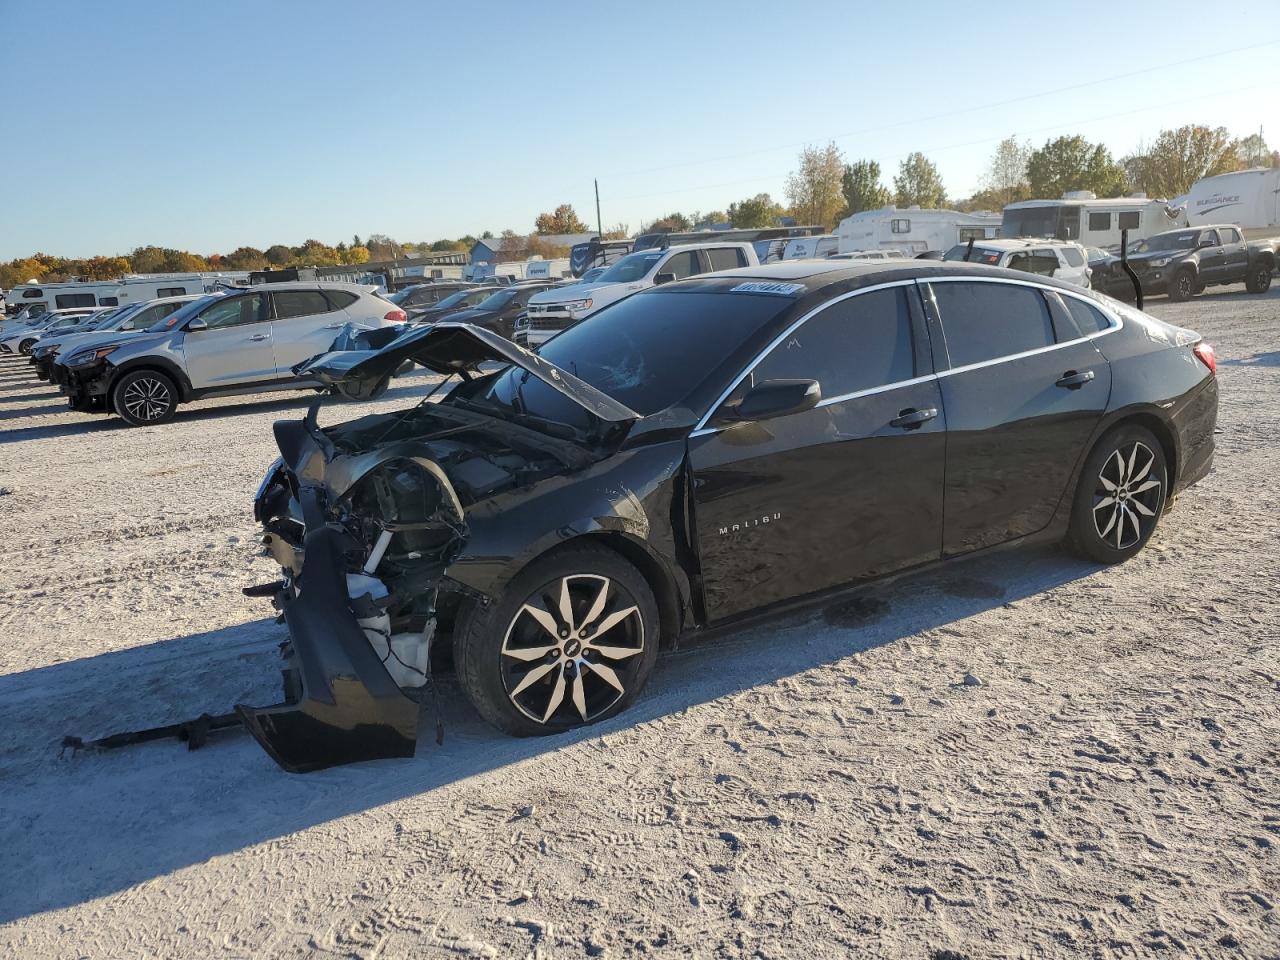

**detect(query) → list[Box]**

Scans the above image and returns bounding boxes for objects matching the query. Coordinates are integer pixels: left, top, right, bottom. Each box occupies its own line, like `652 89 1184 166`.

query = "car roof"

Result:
963 238 1083 250
241 280 374 293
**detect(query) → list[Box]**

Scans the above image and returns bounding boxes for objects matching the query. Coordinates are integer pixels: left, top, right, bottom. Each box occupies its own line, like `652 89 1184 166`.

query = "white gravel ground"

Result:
1 286 1277 959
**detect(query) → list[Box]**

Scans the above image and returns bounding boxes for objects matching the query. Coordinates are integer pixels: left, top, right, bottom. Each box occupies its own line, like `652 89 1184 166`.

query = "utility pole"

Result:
595 179 603 238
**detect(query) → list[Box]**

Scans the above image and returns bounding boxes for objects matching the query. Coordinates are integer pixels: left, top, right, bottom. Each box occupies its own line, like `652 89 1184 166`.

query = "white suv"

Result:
519 241 759 347
942 238 1092 287
54 282 405 425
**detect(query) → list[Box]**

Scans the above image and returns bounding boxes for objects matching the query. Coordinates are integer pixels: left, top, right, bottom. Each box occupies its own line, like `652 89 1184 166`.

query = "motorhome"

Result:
836 206 1001 256
7 273 246 316
1177 167 1280 240
1001 192 1184 249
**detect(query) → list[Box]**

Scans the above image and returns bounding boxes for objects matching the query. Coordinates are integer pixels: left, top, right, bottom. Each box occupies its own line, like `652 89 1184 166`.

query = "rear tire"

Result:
1065 424 1167 564
454 545 660 737
111 369 178 426
1168 269 1196 302
1245 262 1273 294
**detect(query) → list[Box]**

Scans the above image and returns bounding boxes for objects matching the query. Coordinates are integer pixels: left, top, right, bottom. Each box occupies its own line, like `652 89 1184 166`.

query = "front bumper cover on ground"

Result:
237 500 420 773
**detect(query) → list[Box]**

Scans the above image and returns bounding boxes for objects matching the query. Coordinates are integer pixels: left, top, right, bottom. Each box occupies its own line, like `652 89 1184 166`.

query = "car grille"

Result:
527 316 574 333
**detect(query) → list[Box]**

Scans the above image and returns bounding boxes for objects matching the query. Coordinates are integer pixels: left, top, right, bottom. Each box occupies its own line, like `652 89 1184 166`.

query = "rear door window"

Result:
746 286 916 400
273 290 333 319
707 247 748 271
932 281 1055 367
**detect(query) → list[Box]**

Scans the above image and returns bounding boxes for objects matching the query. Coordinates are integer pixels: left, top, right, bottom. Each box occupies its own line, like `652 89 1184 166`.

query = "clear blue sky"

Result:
2 0 1277 260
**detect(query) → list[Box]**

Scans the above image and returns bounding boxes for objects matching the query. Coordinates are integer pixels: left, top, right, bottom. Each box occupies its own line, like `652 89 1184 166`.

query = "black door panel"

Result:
937 339 1110 554
690 379 945 621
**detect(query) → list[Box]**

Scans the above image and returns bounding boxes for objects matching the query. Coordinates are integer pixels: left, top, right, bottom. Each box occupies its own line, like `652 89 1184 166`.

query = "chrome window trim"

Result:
923 276 1123 378
688 274 1126 440
691 278 919 433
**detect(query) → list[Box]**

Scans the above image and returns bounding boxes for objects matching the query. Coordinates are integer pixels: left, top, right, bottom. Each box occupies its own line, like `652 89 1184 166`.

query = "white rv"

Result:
6 273 245 316
1001 192 1184 249
1177 167 1280 240
782 235 840 260
836 206 1001 256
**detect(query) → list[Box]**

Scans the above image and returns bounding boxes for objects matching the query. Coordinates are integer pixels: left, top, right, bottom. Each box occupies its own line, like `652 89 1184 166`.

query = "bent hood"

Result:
296 321 640 423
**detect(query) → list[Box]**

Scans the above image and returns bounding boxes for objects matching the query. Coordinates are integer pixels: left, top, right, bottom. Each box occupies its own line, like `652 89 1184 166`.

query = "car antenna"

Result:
963 238 974 262
1119 227 1143 310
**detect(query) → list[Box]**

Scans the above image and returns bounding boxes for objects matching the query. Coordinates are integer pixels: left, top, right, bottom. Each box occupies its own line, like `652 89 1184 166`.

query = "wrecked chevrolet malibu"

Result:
238 260 1218 771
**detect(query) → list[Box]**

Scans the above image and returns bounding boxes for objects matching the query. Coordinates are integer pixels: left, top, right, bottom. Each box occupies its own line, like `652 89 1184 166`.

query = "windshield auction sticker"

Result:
729 281 805 296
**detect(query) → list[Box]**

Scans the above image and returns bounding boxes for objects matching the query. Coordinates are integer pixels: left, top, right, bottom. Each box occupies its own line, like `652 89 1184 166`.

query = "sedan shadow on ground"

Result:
0 542 1099 923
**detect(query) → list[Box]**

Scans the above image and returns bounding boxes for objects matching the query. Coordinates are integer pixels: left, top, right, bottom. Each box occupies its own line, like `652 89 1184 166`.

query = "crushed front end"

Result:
244 412 471 772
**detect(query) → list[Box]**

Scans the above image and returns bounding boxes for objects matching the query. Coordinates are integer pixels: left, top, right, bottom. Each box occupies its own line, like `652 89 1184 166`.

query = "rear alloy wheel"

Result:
455 546 659 737
1066 425 1167 563
18 338 37 355
111 369 178 426
1168 269 1196 302
1245 263 1273 294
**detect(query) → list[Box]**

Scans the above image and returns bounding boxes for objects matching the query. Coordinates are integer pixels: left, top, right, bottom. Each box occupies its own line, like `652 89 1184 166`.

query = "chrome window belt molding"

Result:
689 275 1125 439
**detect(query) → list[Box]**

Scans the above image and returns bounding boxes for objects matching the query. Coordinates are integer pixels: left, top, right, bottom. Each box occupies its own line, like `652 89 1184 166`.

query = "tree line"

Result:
4 124 1274 288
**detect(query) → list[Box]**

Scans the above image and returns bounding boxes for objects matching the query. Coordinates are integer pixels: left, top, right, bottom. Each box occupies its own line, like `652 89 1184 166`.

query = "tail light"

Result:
384 309 407 324
1192 341 1216 376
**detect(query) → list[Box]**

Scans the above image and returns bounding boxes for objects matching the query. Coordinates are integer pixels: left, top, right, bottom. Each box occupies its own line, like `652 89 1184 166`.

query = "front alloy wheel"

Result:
454 545 660 737
112 369 178 426
501 574 645 725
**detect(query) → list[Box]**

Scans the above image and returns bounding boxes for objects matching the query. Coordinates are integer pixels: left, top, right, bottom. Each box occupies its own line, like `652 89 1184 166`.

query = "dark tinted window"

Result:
933 282 1055 367
1007 252 1058 276
99 296 119 306
471 290 793 428
197 294 267 330
1088 211 1112 231
1118 211 1140 231
273 290 333 319
324 290 359 310
405 287 441 306
1063 296 1111 335
55 293 97 308
707 247 748 271
749 287 914 399
157 287 186 297
662 250 700 280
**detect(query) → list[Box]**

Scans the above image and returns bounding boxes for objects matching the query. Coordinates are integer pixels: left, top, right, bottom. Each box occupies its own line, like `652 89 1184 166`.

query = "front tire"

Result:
454 545 660 737
111 369 178 426
1245 262 1273 294
1168 269 1196 302
1065 425 1167 564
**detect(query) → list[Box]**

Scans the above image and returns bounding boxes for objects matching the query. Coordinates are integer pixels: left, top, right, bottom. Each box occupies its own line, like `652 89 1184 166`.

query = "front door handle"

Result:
247 334 269 342
1056 369 1095 389
890 407 938 430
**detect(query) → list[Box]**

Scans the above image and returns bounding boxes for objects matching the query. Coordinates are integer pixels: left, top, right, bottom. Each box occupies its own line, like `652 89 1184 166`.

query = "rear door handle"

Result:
247 334 269 342
890 407 938 429
1056 369 1095 389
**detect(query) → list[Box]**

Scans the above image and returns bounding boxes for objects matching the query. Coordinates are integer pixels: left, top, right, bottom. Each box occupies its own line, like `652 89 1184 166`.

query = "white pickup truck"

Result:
518 241 758 347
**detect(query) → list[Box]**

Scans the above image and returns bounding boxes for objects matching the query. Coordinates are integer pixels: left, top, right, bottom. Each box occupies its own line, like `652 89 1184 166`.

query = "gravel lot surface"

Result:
1 287 1277 959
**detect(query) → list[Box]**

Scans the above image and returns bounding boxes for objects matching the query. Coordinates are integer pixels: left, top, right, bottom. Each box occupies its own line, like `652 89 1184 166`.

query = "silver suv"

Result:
54 282 404 426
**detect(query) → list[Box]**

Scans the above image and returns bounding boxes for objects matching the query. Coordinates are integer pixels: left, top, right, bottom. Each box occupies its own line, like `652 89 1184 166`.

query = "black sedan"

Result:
406 286 496 324
437 281 559 340
246 260 1218 771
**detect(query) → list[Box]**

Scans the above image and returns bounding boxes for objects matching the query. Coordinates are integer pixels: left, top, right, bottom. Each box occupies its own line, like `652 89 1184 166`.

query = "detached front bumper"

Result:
239 484 420 773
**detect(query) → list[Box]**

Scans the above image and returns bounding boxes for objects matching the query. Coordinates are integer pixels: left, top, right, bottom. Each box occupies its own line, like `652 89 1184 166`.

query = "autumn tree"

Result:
365 234 400 259
786 142 846 228
265 244 292 266
893 152 947 208
81 256 131 280
727 193 784 228
534 204 589 235
647 211 692 233
840 159 891 217
220 246 267 271
979 136 1031 207
497 230 527 262
1122 125 1245 198
1235 131 1277 168
0 257 51 288
688 210 728 228
1027 135 1125 199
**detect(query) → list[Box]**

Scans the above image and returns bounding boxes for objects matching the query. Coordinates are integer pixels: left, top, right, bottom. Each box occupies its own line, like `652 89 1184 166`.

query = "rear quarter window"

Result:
1061 247 1085 267
323 290 359 310
1062 296 1112 336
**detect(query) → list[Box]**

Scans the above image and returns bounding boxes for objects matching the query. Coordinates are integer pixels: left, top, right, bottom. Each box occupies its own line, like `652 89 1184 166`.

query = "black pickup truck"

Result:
1113 225 1276 302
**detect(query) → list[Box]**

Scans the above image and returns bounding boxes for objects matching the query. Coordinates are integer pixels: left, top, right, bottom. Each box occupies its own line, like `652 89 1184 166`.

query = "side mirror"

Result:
720 379 821 424
653 272 677 286
186 318 208 331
